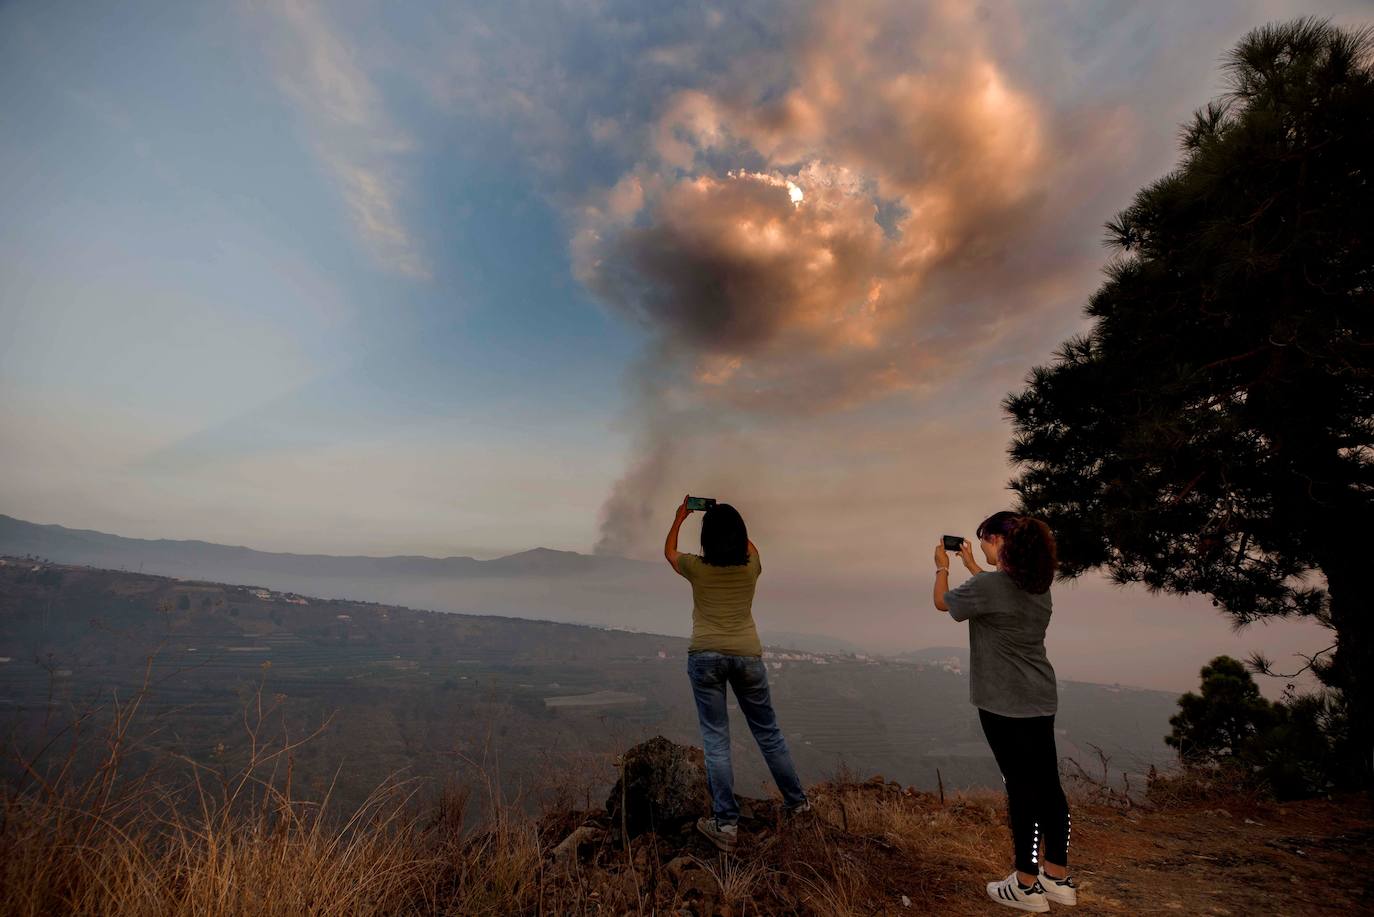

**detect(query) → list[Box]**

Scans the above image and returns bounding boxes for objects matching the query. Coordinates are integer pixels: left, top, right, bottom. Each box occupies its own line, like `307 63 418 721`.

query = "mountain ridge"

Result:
0 513 658 584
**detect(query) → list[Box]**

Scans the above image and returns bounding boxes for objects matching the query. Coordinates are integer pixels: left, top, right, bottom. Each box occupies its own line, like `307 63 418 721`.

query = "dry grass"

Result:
6 666 1347 916
1142 762 1272 811
0 664 547 917
0 703 985 916
690 852 763 904
785 778 1009 913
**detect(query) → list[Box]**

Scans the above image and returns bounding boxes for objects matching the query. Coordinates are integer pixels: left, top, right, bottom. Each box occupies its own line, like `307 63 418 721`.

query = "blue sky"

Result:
1 0 1366 684
1 0 648 554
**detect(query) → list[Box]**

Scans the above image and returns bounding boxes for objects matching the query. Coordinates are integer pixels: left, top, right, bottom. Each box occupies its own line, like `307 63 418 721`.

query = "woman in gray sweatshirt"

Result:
934 511 1077 912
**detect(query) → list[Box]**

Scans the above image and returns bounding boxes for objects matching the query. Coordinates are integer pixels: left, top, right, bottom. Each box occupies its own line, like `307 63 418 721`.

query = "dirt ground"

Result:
548 786 1374 915
1023 795 1374 916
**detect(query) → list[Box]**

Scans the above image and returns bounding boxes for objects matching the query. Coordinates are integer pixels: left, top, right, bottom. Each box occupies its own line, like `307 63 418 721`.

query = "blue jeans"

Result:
687 651 807 825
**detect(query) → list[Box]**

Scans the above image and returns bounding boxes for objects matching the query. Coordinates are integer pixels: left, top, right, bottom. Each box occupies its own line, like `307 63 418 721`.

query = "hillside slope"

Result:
0 557 1178 813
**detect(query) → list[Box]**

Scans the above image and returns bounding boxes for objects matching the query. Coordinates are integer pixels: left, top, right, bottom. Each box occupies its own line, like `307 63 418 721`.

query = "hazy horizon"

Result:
3 0 1362 697
1 509 1327 698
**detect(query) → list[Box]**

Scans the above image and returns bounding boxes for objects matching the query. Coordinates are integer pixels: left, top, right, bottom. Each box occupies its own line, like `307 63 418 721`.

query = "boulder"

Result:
605 736 710 839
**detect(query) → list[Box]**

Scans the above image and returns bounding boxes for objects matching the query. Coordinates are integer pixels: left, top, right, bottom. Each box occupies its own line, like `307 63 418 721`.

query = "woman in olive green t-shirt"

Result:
664 495 808 850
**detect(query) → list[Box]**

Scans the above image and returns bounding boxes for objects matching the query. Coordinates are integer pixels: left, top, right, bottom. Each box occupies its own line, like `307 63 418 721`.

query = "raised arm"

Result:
664 495 692 574
933 541 952 612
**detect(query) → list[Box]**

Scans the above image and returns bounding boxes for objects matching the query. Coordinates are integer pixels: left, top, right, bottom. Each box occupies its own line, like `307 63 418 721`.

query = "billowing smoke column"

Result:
578 0 1055 557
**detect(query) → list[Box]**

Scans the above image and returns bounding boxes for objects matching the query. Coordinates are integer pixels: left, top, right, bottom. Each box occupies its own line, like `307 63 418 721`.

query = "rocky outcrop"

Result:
604 735 711 839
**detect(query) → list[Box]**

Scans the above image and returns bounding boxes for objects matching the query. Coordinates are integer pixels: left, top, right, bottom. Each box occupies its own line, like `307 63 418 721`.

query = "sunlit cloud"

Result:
577 0 1061 554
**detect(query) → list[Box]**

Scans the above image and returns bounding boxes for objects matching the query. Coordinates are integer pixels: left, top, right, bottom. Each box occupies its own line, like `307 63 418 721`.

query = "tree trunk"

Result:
1270 411 1371 786
1320 555 1373 787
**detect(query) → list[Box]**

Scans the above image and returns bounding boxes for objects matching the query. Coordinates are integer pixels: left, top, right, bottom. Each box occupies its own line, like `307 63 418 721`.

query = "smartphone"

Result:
942 535 966 552
686 496 717 512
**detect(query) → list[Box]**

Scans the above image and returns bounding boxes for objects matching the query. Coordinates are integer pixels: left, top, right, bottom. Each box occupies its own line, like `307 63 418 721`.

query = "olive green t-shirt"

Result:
676 552 763 657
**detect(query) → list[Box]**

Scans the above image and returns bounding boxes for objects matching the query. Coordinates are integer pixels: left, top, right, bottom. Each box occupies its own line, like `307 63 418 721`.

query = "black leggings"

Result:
978 708 1071 875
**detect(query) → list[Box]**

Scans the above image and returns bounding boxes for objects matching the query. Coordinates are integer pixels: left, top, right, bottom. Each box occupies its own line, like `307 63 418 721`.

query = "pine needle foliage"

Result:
1002 17 1374 785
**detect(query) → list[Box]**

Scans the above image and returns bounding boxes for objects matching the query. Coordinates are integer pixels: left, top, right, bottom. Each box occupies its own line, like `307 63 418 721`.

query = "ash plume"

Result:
579 0 1110 556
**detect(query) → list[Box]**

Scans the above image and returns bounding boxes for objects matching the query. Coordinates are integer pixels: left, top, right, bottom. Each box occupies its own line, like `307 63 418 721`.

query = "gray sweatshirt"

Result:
944 569 1057 717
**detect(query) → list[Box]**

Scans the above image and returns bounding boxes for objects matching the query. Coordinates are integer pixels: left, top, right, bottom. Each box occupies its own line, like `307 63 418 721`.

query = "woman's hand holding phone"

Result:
935 537 982 575
958 539 983 573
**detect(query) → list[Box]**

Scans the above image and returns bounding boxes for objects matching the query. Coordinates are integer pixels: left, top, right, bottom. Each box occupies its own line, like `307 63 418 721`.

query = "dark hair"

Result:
700 503 750 567
976 511 1058 595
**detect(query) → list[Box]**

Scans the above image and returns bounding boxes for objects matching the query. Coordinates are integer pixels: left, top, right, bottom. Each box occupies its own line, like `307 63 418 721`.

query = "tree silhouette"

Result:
1004 18 1374 783
1167 656 1281 765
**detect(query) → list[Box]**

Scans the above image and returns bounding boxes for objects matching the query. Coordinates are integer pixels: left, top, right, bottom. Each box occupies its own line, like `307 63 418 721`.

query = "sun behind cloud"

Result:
578 0 1064 555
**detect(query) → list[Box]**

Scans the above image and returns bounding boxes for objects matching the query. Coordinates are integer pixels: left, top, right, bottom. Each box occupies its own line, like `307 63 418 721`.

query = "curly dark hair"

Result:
976 511 1058 594
700 503 750 567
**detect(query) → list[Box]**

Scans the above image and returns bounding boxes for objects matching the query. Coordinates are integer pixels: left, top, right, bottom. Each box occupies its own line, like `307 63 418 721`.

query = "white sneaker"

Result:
1037 869 1078 906
985 872 1050 912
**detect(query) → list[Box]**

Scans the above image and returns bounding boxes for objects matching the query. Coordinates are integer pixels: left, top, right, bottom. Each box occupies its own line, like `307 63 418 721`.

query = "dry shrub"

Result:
690 852 763 905
1060 744 1146 812
1143 762 1271 811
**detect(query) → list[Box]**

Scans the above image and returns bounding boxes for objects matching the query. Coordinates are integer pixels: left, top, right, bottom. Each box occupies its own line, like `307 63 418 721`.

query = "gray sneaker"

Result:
696 816 739 852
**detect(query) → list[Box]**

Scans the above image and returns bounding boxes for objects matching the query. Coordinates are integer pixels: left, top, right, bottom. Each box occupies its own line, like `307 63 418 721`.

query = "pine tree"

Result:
1166 656 1282 765
1004 18 1374 784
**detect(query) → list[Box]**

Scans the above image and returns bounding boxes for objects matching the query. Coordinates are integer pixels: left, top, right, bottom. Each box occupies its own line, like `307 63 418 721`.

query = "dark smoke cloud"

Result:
577 0 1127 556
585 167 894 360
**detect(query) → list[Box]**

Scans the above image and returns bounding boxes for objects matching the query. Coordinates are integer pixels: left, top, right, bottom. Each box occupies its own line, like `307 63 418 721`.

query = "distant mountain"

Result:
0 514 645 580
0 513 674 633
